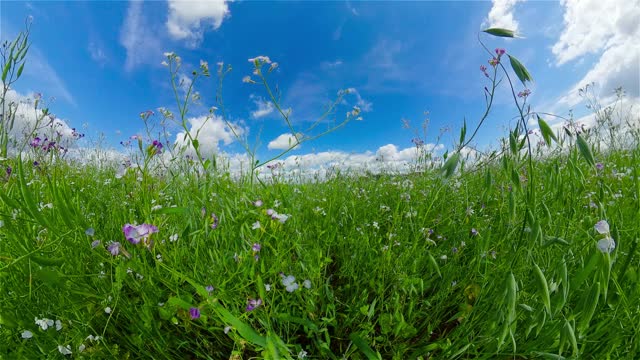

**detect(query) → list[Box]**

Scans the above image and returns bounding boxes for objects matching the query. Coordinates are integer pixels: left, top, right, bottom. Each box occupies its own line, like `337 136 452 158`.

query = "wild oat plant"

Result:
1 22 639 360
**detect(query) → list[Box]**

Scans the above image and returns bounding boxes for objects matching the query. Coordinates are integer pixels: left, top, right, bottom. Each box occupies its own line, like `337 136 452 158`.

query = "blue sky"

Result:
1 0 638 170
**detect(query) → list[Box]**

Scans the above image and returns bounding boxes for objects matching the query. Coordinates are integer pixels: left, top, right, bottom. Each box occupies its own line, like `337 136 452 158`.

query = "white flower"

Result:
594 220 610 234
252 221 261 230
265 284 271 291
282 275 299 292
224 326 232 334
104 307 112 314
21 330 33 339
78 344 86 352
298 350 308 358
169 234 178 242
302 280 312 289
58 345 72 355
55 319 62 331
597 237 616 253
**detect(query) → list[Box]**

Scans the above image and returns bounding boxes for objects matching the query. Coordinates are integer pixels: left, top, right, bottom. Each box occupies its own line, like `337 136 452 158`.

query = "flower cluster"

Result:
488 48 506 67
280 274 312 292
266 208 290 224
517 89 531 98
30 136 64 153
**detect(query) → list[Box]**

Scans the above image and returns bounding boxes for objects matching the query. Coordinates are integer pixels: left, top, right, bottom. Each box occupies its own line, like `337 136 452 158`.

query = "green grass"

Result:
1 140 639 359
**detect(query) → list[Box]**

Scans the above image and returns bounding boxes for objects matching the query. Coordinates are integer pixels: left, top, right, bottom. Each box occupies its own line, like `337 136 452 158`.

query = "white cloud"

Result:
482 0 522 33
120 0 163 71
268 133 300 150
552 0 640 107
344 88 373 112
1 87 79 153
166 0 231 48
173 114 244 156
250 96 275 119
88 42 107 66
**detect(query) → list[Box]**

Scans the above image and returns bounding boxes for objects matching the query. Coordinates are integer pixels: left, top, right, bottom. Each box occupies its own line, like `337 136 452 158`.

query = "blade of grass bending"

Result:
533 263 552 316
349 333 381 360
576 133 595 167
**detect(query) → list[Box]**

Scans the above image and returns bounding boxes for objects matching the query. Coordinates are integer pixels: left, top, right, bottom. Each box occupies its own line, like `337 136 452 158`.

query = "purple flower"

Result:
252 243 261 252
517 89 531 98
471 228 479 236
596 162 604 170
206 285 214 293
495 48 506 57
107 242 121 256
123 223 159 245
211 213 219 229
30 137 42 148
253 199 263 207
85 228 95 236
33 161 39 167
189 307 201 320
91 240 101 249
5 166 11 177
246 298 262 312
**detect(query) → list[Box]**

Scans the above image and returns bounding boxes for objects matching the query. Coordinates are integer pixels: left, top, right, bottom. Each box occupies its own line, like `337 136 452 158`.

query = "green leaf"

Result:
576 133 595 166
508 55 533 86
349 333 381 360
537 115 557 146
440 152 460 178
509 131 518 155
15 62 25 79
1 61 11 83
192 139 199 151
459 118 467 145
482 28 516 38
214 304 267 347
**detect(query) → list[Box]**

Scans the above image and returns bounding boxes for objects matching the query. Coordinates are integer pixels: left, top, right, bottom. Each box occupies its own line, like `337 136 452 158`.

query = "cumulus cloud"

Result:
1 87 78 148
482 0 522 33
268 133 300 150
250 95 275 119
553 0 640 107
173 114 244 156
260 142 445 179
166 0 231 47
120 0 163 71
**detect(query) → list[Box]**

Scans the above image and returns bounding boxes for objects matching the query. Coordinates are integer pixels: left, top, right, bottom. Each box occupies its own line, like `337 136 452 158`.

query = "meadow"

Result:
1 23 639 360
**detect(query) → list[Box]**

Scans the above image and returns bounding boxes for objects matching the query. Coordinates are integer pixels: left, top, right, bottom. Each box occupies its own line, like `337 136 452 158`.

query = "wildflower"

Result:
107 242 121 256
85 228 95 236
471 228 479 236
302 279 311 289
21 330 33 339
5 166 11 177
495 48 506 57
597 237 616 253
246 298 262 312
123 223 158 245
30 137 42 147
265 284 271 291
253 199 263 207
298 350 308 359
55 320 62 331
452 247 458 254
78 344 86 352
104 307 112 314
224 326 232 334
252 243 261 252
596 162 604 171
517 89 531 98
200 60 209 74
91 240 101 249
242 76 255 84
282 275 299 292
58 345 72 356
248 56 272 65
140 110 154 121
252 221 261 230
189 307 201 320
151 140 163 154
206 285 214 293
211 213 219 229
488 57 499 67
480 64 489 77
594 220 610 234
169 233 178 242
